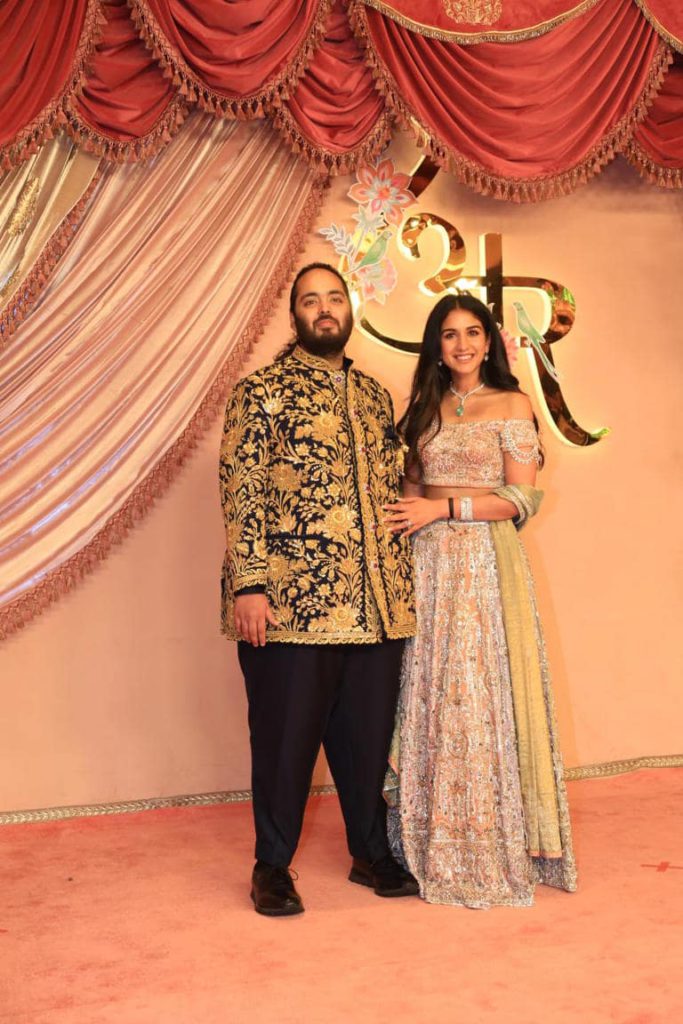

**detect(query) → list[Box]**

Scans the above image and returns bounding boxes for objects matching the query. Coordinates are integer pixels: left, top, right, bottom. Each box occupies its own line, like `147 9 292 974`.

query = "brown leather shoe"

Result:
348 854 419 897
251 862 304 917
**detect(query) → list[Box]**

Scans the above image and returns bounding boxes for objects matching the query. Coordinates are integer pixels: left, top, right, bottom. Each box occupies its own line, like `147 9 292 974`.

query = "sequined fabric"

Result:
388 421 576 908
421 418 540 487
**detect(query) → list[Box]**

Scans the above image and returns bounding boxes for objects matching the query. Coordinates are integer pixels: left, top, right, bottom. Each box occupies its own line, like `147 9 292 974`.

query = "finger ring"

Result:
405 519 412 529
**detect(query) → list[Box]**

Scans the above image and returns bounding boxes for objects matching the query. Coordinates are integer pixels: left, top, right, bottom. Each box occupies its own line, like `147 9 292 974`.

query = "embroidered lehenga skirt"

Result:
388 520 576 908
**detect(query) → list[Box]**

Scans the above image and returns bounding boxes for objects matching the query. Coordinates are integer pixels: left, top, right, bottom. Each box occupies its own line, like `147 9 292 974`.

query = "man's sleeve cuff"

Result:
232 570 268 592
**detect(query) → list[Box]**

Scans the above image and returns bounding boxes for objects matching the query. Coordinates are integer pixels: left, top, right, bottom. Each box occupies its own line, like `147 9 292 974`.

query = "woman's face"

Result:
439 308 489 378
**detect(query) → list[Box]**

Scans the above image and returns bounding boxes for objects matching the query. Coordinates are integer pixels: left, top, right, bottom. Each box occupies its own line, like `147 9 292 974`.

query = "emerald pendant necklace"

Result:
448 381 485 417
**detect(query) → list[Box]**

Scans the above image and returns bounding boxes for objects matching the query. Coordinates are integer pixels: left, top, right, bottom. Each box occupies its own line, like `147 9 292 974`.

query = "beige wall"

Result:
1 135 681 812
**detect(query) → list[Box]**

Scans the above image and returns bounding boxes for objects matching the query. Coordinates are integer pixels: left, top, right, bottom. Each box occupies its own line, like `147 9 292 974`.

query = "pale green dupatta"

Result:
490 484 563 859
386 483 564 860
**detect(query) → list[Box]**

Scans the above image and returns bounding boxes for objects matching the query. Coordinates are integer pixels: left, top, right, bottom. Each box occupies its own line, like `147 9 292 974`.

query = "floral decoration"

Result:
320 158 416 306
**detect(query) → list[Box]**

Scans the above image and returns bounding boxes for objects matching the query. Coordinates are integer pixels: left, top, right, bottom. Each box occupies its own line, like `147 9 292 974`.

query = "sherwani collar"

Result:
291 344 353 373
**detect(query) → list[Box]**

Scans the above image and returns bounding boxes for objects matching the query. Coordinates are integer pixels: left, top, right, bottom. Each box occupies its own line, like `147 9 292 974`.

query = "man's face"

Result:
291 268 353 357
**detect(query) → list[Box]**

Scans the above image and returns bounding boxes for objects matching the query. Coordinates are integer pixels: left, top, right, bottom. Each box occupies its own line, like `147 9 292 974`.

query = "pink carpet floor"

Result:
2 769 682 1024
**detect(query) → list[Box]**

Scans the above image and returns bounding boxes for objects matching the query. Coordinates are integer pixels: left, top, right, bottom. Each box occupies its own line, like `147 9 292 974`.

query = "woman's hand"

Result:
383 497 446 538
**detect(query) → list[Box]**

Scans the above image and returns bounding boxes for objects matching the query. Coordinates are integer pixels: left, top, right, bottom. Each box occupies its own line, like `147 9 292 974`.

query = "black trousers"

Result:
238 639 404 868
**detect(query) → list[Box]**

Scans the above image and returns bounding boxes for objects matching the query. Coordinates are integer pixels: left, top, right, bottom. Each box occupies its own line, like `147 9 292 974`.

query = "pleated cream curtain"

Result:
0 114 325 635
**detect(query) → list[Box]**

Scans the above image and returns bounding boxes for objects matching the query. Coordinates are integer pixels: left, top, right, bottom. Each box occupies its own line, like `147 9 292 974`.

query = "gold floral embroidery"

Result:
267 555 290 583
321 505 359 542
263 395 284 416
7 177 41 237
270 464 301 491
313 605 362 632
276 512 297 533
310 411 344 442
219 347 415 643
225 520 242 551
442 1 502 26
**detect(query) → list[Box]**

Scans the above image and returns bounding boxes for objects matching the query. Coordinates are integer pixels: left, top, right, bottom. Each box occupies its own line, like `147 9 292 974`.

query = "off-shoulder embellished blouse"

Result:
420 419 541 489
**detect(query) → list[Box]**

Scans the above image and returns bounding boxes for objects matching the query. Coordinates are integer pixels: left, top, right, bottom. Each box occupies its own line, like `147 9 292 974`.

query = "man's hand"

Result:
234 594 279 647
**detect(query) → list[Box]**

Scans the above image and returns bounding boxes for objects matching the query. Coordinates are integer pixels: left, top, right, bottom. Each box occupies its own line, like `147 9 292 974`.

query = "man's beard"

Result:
294 310 353 357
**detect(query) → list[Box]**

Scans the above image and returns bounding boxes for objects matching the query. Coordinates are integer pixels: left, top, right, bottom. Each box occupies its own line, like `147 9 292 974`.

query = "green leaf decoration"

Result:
560 286 576 308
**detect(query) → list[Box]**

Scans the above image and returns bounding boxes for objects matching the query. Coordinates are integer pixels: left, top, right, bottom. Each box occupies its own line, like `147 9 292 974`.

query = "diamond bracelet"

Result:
459 496 473 522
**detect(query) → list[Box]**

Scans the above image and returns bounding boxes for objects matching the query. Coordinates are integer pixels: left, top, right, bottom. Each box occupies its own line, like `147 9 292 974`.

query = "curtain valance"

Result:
65 0 184 161
0 0 681 198
633 1 683 51
361 0 681 47
0 0 105 168
352 0 671 198
273 3 392 173
626 51 683 186
129 0 334 114
356 0 606 41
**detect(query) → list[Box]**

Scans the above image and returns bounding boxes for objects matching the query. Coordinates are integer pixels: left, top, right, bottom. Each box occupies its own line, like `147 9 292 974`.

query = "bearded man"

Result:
219 262 417 916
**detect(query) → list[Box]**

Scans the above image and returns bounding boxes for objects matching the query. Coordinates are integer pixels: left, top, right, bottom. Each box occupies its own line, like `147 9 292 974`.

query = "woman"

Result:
384 294 576 908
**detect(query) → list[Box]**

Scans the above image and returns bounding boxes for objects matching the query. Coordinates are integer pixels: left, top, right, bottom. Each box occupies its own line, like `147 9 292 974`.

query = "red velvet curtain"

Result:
274 2 391 172
627 52 683 184
66 0 184 160
355 0 608 39
1 0 681 194
0 0 104 168
352 0 670 198
634 1 683 51
128 0 334 113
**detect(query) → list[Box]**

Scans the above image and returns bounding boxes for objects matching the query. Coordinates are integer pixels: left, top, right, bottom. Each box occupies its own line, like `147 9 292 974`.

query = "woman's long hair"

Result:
397 293 541 481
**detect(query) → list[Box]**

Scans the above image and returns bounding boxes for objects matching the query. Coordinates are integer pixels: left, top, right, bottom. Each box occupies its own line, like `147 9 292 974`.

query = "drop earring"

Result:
484 351 489 361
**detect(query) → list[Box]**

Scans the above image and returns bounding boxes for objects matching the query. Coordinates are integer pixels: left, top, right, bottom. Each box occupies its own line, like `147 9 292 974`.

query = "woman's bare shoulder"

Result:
496 390 534 421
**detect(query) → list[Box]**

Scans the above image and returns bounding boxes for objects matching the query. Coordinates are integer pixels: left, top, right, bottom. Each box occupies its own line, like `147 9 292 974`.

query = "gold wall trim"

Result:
564 754 683 780
2 758 681 825
0 785 338 826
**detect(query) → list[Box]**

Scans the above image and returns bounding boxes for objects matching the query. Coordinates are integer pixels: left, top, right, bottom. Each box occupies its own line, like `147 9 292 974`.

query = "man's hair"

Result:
288 262 351 314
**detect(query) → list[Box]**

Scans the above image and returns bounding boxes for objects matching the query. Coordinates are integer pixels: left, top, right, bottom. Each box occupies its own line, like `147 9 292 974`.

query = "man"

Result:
219 262 417 916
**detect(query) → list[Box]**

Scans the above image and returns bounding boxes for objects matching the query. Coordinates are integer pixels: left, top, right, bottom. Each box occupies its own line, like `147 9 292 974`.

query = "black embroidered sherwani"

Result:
219 345 415 644
219 345 416 868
